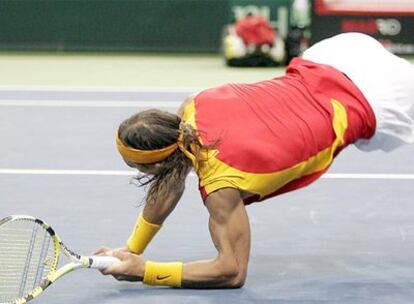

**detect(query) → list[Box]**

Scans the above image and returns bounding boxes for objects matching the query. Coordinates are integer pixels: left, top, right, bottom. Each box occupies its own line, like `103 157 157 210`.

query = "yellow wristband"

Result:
143 261 183 288
127 213 162 254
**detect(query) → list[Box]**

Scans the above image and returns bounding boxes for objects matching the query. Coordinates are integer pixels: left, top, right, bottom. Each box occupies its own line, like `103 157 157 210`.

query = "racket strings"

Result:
0 219 55 303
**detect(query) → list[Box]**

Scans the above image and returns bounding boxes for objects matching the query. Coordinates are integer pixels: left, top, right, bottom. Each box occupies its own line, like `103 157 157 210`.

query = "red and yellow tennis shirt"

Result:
182 58 376 204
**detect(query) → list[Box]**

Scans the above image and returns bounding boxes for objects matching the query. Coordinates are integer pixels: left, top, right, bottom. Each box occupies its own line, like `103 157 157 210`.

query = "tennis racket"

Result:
0 215 120 304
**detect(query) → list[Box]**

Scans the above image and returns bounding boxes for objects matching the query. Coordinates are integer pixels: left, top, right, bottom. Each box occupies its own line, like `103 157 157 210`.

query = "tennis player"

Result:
94 33 414 288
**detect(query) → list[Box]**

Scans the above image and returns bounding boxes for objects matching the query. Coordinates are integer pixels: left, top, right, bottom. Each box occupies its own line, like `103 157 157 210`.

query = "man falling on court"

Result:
94 33 414 288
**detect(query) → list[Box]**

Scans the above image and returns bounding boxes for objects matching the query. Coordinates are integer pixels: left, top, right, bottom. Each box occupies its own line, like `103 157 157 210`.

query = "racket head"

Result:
0 215 60 304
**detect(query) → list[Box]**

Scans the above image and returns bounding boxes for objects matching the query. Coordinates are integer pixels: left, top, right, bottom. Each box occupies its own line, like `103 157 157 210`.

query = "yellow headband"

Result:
116 127 197 168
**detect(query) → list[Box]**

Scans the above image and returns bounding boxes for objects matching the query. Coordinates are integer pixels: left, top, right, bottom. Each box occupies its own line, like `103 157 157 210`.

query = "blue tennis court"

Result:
1 81 414 303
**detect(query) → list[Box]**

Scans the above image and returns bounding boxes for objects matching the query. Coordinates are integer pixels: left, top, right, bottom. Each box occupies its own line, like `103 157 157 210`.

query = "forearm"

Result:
138 257 245 289
182 258 245 288
127 180 185 253
142 179 185 225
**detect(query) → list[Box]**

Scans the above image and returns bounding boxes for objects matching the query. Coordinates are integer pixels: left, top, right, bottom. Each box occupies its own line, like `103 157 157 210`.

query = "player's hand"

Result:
99 250 145 282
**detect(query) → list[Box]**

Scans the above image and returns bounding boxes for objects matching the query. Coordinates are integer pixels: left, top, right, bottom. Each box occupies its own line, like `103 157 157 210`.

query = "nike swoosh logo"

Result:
156 275 171 280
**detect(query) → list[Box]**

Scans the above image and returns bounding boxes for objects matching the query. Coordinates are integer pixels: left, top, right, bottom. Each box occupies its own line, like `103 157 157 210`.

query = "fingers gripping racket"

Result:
0 215 120 304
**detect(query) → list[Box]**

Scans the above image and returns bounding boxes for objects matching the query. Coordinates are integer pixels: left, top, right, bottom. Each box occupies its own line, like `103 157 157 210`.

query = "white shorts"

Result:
302 32 414 152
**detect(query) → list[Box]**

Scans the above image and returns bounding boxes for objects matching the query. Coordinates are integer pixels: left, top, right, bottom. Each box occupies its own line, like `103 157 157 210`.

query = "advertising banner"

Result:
311 0 414 54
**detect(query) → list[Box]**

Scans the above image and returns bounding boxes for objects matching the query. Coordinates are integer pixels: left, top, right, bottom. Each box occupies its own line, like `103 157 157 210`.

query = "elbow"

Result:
228 275 246 288
219 265 246 289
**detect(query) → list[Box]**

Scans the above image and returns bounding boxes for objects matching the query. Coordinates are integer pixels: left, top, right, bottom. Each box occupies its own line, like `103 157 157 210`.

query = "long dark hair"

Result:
117 109 205 204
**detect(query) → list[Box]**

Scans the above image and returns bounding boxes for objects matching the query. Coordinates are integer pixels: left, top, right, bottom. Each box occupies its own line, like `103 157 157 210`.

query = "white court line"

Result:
322 173 414 179
0 169 413 179
0 85 202 92
0 169 134 176
0 100 181 108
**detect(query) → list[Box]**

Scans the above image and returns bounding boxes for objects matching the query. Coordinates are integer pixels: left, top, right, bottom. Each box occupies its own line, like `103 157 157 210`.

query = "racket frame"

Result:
1 215 107 304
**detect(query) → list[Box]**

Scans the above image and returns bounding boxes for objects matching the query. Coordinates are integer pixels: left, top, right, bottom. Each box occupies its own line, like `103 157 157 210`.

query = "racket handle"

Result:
90 256 121 270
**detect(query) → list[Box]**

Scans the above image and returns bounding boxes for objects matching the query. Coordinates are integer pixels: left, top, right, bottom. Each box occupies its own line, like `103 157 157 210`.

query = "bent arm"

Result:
103 188 251 289
181 188 251 288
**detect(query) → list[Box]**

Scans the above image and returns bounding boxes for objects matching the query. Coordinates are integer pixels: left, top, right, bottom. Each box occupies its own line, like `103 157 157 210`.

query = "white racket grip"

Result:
90 256 121 270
